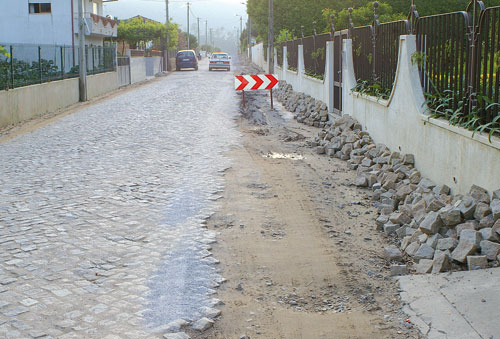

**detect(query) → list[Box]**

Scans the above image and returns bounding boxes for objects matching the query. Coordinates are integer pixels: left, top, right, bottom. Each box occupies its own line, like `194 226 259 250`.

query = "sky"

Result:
103 0 248 37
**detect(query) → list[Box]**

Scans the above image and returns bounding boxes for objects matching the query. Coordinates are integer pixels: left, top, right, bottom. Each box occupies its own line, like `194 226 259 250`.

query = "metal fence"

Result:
0 43 116 91
416 12 470 112
474 6 500 124
376 20 409 90
351 25 374 85
286 39 299 70
416 3 500 126
302 33 330 77
276 42 284 67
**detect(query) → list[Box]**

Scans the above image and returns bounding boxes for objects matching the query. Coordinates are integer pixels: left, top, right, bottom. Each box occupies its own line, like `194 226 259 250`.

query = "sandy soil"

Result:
200 90 422 339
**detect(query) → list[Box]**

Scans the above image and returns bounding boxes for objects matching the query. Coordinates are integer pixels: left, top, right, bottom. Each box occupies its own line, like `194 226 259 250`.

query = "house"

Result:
0 0 118 47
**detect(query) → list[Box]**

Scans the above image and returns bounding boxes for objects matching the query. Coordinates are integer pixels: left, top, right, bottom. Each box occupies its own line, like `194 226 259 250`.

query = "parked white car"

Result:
209 53 231 71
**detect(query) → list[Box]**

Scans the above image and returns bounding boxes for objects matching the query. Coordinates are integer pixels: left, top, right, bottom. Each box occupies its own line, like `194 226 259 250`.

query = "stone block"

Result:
493 189 500 200
469 185 490 204
409 170 421 185
396 226 408 239
426 197 445 213
479 228 499 242
480 240 500 260
414 244 435 260
415 259 433 274
192 318 214 332
403 154 415 165
384 245 403 262
426 234 443 249
384 222 399 235
419 211 443 235
491 199 500 221
419 178 436 190
451 230 481 263
455 220 479 234
458 197 477 220
432 251 451 273
390 264 408 276
405 241 420 256
439 205 462 227
389 212 411 225
164 333 190 339
479 214 495 229
433 184 450 196
437 238 458 251
355 175 368 187
466 255 488 270
474 202 491 220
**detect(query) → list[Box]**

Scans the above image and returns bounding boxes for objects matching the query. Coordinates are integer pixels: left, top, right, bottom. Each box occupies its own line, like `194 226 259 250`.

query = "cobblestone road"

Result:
0 65 240 338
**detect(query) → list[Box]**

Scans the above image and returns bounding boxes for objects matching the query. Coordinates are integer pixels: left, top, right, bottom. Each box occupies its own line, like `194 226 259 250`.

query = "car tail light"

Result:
223 61 229 64
210 61 215 64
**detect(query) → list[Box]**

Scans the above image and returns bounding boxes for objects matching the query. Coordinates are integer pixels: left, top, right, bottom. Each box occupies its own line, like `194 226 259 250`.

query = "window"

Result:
29 3 52 14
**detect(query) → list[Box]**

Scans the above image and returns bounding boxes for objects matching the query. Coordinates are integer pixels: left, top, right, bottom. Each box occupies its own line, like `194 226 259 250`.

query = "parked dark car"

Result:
176 50 198 71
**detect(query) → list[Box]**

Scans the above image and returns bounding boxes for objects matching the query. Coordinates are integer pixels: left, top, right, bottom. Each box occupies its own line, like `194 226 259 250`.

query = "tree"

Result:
323 2 405 31
117 17 178 53
0 46 9 57
179 32 198 50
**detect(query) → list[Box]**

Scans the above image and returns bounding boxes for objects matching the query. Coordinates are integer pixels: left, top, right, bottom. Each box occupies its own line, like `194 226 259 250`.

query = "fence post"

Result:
300 26 304 44
466 0 486 113
372 1 380 83
38 46 42 84
9 45 14 89
408 0 419 34
61 46 64 79
348 8 354 39
92 46 95 74
330 15 336 41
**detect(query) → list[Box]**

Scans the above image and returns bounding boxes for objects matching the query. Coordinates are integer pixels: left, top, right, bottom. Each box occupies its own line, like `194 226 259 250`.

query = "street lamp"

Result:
235 14 243 52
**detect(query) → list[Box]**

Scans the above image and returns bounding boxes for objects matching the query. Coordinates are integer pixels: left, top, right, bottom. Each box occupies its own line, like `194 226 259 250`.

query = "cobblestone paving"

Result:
0 69 240 338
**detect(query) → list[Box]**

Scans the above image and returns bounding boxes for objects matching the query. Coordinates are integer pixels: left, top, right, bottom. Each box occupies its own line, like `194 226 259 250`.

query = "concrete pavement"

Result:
398 267 500 339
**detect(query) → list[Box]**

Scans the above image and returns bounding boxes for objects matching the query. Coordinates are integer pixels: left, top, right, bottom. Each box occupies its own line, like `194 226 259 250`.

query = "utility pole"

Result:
197 17 200 50
248 17 252 59
187 2 190 49
210 28 213 48
165 0 170 71
77 0 87 101
268 0 274 73
205 20 208 48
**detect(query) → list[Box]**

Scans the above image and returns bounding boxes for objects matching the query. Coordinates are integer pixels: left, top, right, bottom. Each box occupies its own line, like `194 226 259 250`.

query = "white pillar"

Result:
342 39 356 116
325 41 334 115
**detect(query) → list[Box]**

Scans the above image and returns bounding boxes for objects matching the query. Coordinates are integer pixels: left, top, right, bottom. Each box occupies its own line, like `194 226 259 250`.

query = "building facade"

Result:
0 0 118 47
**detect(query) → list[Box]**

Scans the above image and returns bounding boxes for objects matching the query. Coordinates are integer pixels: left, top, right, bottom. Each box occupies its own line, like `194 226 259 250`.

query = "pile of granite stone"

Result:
274 81 329 128
312 114 500 274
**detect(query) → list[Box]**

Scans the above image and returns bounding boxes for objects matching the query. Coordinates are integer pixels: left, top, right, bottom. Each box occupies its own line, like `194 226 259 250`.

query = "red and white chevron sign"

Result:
235 74 278 91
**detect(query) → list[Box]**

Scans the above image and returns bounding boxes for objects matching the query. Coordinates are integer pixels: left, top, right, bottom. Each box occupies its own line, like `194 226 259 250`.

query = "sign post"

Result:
234 74 278 109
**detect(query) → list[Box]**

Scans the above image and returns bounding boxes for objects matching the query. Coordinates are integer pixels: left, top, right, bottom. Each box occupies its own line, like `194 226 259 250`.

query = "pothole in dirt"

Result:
262 152 304 160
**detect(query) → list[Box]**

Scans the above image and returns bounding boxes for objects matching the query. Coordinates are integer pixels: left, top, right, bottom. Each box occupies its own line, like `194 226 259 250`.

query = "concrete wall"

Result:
130 57 147 84
0 78 79 127
86 71 119 99
342 35 500 195
1 71 120 129
273 43 335 115
251 43 269 73
145 56 163 76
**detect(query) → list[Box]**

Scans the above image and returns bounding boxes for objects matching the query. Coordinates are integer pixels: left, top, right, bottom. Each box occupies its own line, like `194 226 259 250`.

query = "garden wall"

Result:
342 35 500 195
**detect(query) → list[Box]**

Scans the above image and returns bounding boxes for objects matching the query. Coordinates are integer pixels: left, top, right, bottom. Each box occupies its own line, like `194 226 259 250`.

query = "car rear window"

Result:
212 54 228 59
177 51 195 58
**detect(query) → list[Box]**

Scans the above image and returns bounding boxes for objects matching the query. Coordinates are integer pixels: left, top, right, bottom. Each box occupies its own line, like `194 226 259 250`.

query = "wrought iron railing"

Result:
416 12 470 111
474 6 500 124
375 20 409 90
286 40 299 70
351 25 374 85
